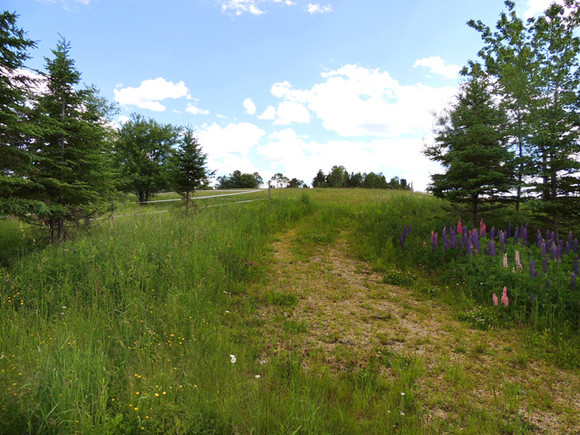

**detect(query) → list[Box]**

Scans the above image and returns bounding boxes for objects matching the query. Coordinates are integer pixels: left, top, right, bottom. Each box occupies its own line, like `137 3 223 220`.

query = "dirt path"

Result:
259 228 580 433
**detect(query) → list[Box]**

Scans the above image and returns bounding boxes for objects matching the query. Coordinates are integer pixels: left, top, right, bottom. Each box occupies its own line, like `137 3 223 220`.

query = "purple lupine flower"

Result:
472 229 480 251
574 238 578 254
489 240 496 257
568 231 573 247
466 240 473 255
522 226 528 245
550 243 557 261
490 227 496 240
402 225 407 240
431 231 438 253
545 279 551 287
399 234 405 249
543 257 548 273
529 259 535 278
540 242 546 258
507 222 512 238
557 242 563 262
537 230 543 247
566 241 571 255
529 293 535 303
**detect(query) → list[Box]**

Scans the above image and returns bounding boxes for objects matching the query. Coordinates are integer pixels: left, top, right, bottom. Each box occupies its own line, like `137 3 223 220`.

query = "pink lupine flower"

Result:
501 286 509 306
457 219 463 235
492 293 499 306
515 251 523 271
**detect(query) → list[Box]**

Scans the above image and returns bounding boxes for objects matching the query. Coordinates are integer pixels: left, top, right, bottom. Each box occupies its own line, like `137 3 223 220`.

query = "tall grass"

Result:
0 193 426 433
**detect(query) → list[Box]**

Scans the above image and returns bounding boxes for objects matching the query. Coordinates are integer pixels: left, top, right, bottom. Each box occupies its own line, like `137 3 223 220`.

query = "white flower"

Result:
255 374 261 379
400 411 405 416
230 354 236 363
400 392 405 396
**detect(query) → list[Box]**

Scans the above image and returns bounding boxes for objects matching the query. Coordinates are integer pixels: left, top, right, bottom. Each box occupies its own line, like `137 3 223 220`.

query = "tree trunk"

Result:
185 191 190 214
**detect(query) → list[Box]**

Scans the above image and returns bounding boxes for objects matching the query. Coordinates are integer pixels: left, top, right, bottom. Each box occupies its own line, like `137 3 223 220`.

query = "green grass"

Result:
0 188 578 433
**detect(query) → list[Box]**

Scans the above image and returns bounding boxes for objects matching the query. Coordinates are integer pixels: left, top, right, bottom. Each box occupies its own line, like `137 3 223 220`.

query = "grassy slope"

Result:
0 189 578 433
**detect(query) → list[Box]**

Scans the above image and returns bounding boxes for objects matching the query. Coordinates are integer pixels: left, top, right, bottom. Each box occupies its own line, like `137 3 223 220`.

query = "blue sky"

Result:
5 0 559 190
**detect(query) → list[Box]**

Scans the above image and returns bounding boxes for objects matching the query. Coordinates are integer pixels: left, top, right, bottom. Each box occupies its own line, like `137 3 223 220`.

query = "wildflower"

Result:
503 253 508 269
255 375 261 379
529 260 535 278
401 392 405 396
457 219 463 234
480 219 486 238
492 293 499 306
501 286 509 306
230 355 236 364
515 251 523 271
489 240 496 257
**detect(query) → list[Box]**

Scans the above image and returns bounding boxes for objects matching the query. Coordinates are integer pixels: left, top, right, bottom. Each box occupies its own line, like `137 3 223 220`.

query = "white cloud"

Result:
256 127 437 191
283 64 456 137
307 3 333 14
274 101 311 124
258 105 277 120
243 97 257 115
197 122 266 158
117 115 130 125
114 78 190 112
413 56 461 80
185 102 210 115
219 0 305 16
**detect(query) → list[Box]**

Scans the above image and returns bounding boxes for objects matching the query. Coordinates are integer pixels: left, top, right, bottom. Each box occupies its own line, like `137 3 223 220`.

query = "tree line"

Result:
425 1 580 230
312 165 412 190
0 12 212 241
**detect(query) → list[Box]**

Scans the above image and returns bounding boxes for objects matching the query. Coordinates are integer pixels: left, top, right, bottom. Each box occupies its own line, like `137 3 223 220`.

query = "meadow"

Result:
0 189 578 434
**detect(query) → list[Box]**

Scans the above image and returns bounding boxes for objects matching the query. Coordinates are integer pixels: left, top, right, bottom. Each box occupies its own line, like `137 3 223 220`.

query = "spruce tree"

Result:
169 128 213 212
425 70 514 227
31 38 116 241
0 12 45 217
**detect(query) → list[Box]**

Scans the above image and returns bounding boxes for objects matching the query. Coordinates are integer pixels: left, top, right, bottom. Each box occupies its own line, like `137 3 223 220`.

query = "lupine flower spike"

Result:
515 251 523 271
492 293 499 306
501 286 509 306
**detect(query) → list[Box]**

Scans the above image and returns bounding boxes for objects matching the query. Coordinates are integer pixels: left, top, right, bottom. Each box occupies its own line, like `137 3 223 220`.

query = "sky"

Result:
4 0 561 190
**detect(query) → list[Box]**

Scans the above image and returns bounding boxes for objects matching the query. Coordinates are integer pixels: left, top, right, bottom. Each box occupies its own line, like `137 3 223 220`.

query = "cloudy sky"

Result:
6 0 559 190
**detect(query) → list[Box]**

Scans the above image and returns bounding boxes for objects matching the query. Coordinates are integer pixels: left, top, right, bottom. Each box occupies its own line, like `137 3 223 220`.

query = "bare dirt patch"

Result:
259 229 580 433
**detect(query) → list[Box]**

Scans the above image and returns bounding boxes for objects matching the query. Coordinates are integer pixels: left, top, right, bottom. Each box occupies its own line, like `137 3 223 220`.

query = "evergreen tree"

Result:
30 38 116 241
114 113 179 204
469 0 580 231
170 128 213 212
0 12 44 217
425 71 514 227
312 169 327 188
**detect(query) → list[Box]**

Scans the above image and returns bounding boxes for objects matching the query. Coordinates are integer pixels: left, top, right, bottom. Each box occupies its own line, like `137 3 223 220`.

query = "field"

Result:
0 189 578 434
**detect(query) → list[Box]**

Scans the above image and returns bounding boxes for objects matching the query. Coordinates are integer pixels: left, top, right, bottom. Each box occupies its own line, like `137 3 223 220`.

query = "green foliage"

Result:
466 1 580 227
169 128 213 210
425 69 514 228
216 170 263 189
114 113 179 204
